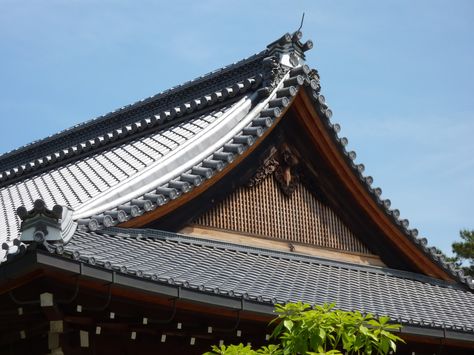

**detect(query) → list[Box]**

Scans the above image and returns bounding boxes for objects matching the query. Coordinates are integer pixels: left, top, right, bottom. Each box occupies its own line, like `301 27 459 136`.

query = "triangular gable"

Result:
191 155 374 256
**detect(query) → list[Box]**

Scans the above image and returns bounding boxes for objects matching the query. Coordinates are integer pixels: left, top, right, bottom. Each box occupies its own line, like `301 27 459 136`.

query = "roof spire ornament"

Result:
266 22 313 68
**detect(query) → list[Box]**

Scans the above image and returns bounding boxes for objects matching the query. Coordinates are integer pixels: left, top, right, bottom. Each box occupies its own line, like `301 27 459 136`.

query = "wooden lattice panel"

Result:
193 176 373 255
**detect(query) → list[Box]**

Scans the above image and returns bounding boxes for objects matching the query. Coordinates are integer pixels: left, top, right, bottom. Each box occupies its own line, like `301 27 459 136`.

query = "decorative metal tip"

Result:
297 12 305 32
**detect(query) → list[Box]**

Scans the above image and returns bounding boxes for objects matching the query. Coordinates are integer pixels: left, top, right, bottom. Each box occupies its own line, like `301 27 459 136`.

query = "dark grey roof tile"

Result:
55 228 474 332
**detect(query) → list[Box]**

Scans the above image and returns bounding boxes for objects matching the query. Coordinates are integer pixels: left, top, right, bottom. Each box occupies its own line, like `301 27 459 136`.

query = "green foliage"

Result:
271 302 403 355
203 343 255 355
203 343 282 355
451 229 474 277
204 303 404 355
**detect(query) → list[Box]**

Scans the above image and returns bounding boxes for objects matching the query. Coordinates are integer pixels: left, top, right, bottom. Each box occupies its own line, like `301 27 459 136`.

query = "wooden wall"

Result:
193 172 373 255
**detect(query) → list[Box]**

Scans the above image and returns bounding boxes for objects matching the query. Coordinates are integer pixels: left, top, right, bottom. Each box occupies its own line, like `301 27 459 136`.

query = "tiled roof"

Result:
54 227 474 334
0 31 472 291
0 106 230 239
0 36 305 240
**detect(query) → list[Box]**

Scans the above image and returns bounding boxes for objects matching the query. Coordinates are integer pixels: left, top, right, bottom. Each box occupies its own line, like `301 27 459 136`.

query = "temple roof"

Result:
0 32 311 244
0 31 473 294
0 51 268 172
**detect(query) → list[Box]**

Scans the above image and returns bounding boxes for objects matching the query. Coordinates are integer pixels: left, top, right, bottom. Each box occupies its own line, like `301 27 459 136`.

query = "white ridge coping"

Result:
73 71 291 220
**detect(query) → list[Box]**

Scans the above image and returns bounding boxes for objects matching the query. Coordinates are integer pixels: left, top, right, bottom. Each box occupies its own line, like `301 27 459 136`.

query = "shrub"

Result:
204 302 404 355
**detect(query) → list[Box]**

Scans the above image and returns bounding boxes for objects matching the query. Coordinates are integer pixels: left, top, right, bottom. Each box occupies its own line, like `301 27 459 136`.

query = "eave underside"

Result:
0 248 473 354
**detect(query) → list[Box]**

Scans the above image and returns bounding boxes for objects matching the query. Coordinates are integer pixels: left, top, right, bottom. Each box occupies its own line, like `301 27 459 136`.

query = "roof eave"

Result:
2 250 473 346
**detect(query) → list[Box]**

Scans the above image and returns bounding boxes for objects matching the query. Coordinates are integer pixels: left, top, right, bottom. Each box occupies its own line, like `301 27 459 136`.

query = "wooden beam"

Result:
0 268 44 295
180 225 386 267
43 268 273 324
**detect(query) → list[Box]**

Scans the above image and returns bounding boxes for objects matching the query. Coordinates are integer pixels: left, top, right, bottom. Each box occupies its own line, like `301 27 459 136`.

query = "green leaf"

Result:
380 337 389 354
359 325 369 335
256 344 283 355
284 319 294 331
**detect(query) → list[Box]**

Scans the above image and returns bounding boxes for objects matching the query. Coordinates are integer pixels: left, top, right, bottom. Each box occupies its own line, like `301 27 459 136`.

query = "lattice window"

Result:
193 176 373 255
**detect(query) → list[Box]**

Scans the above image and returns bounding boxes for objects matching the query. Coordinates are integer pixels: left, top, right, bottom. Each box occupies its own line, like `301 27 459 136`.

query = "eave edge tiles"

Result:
12 228 474 338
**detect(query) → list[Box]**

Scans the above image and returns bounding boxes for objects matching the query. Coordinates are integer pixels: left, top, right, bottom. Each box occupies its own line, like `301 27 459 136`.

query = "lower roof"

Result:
27 227 474 338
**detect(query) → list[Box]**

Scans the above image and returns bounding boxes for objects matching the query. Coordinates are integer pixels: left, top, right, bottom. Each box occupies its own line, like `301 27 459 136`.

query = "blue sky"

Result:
0 0 473 254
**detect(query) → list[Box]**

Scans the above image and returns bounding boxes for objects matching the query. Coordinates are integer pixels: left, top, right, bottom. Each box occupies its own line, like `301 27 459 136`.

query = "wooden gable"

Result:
158 89 455 280
192 168 373 255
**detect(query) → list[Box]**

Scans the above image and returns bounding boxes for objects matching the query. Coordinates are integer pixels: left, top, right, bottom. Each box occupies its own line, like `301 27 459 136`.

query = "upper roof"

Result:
0 31 472 294
0 50 267 172
0 32 310 239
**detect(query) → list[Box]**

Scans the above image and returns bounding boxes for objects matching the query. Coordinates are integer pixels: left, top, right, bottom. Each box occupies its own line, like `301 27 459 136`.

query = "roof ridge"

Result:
0 68 267 187
0 49 268 171
72 62 299 224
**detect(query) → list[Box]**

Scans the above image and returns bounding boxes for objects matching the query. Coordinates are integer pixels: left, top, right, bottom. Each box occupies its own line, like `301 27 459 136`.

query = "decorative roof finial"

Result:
266 17 313 68
16 199 77 253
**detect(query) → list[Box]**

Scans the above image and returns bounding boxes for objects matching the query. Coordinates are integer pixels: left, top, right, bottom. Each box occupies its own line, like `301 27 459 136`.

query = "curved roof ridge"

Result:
0 49 268 171
73 63 298 224
0 73 264 187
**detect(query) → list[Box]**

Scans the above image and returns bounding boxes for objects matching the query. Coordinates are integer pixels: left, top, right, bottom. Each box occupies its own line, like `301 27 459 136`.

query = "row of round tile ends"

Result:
76 65 308 232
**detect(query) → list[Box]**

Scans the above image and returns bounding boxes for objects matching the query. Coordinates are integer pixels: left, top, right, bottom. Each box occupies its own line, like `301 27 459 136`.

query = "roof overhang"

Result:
1 249 473 348
112 87 458 283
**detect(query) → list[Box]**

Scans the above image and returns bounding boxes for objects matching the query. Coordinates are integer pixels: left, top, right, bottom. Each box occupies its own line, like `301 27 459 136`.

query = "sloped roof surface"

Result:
58 228 474 333
0 107 228 241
